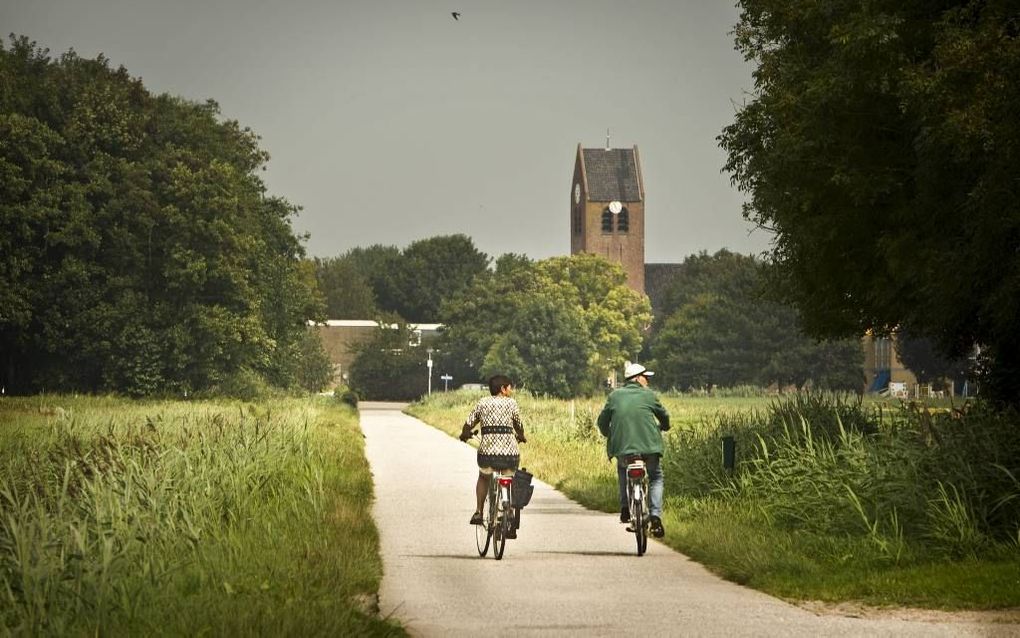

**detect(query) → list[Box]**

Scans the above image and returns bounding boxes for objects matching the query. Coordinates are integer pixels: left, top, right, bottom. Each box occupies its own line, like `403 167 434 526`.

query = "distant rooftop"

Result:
308 320 443 331
582 148 642 202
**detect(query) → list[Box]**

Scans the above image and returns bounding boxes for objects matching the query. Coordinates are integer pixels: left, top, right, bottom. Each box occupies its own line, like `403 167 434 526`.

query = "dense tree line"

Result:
347 252 651 399
344 245 863 400
439 253 651 398
314 235 489 322
0 37 329 396
647 251 863 392
720 1 1020 404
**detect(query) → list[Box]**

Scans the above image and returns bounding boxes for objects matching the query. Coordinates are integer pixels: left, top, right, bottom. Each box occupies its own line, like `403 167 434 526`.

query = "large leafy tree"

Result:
650 251 862 391
439 252 648 396
313 255 378 319
433 253 537 386
720 1 1020 403
317 237 489 322
388 234 490 321
437 253 538 371
654 250 759 321
0 37 319 395
342 244 403 316
480 295 593 398
895 331 969 385
347 321 428 400
533 254 651 382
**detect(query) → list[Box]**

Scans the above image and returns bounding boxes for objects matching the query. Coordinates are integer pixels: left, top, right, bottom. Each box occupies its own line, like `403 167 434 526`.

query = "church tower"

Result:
570 143 645 293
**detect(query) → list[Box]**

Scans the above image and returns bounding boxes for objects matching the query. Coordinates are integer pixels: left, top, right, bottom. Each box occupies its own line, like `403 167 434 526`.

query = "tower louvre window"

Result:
617 207 629 232
601 208 613 233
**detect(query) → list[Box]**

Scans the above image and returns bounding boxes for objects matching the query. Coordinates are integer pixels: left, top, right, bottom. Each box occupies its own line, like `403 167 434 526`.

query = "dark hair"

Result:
488 375 512 396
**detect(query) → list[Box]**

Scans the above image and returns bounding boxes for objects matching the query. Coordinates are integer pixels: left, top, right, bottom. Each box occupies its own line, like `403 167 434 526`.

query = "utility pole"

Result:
427 349 433 396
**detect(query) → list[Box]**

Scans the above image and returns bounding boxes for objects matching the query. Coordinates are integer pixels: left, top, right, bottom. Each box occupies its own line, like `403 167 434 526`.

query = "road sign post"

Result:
426 349 433 396
440 374 453 391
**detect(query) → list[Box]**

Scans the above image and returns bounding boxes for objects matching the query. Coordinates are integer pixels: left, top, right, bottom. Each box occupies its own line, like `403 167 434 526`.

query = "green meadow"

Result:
409 391 1020 609
0 396 402 636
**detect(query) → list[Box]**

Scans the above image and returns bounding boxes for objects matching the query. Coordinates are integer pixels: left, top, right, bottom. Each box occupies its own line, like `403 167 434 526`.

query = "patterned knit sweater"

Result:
462 395 525 470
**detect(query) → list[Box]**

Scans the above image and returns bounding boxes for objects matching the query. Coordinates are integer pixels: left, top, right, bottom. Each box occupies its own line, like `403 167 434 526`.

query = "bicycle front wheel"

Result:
475 488 493 557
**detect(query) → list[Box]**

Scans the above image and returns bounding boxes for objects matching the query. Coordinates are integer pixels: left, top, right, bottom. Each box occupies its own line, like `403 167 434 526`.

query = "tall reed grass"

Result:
666 395 1020 560
0 396 401 635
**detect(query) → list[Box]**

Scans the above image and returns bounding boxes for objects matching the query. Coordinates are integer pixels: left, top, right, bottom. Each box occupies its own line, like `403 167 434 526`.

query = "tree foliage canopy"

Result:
480 295 593 398
720 1 1020 402
649 251 862 391
313 256 378 319
313 235 488 322
389 234 489 322
895 331 969 385
347 321 429 401
0 37 322 395
439 253 650 397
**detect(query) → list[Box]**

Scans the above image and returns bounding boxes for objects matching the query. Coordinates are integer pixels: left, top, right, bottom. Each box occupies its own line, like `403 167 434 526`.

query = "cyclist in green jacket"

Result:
597 362 671 537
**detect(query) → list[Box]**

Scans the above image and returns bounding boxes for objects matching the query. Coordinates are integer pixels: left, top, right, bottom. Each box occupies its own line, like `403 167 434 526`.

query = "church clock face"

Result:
574 182 581 204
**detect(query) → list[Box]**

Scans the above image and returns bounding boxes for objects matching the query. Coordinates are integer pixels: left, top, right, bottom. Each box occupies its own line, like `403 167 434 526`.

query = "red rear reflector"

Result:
627 468 645 478
498 478 512 486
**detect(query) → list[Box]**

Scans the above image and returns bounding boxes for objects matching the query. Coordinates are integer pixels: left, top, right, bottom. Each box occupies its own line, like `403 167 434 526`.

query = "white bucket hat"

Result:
623 362 654 380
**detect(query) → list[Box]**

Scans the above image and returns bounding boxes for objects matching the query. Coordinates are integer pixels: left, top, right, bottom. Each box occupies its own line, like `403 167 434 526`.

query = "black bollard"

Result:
722 436 736 472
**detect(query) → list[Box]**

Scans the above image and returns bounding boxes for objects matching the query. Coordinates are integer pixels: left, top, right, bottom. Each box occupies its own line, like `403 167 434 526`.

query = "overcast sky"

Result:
3 0 771 263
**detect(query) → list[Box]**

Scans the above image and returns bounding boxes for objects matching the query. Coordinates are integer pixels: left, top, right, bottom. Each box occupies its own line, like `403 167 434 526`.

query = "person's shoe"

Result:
506 528 517 539
619 507 630 524
469 511 483 525
649 515 665 538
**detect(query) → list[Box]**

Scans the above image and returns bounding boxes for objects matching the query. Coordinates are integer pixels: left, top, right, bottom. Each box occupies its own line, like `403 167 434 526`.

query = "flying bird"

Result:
451 12 461 20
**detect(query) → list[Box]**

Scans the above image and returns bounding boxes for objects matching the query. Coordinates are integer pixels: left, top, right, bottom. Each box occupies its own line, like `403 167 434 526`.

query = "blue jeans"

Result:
617 454 664 518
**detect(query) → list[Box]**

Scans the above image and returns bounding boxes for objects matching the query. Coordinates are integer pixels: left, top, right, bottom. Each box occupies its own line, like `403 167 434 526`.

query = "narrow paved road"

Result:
361 404 1010 637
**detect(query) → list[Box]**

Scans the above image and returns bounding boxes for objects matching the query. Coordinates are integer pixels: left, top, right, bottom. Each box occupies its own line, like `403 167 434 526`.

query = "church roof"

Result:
581 147 642 202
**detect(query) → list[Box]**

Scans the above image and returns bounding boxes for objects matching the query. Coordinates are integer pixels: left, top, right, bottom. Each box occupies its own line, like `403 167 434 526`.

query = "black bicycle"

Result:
625 457 650 556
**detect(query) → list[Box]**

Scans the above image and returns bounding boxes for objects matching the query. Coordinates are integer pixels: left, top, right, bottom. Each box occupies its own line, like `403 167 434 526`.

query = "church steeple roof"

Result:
580 147 643 203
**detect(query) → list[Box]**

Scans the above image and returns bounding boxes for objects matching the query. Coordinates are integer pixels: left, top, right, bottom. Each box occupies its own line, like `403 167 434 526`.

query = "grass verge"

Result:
0 395 403 636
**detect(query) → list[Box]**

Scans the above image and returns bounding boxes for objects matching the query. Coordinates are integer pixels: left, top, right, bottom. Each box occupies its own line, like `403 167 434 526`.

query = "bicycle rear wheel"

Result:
491 481 510 555
493 502 510 555
630 482 647 556
475 487 493 556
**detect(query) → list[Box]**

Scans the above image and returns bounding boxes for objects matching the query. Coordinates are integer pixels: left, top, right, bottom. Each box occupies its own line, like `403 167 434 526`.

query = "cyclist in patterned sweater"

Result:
459 375 527 530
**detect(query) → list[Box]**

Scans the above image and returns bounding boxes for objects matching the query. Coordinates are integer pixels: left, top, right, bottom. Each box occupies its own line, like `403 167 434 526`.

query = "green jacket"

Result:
597 381 671 459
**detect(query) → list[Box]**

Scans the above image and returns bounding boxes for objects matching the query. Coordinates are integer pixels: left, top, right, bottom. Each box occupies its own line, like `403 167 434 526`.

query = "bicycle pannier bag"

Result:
512 468 534 508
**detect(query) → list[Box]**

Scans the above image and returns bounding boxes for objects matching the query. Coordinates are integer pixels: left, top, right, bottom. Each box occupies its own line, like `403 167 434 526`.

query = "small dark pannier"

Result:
512 468 534 508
